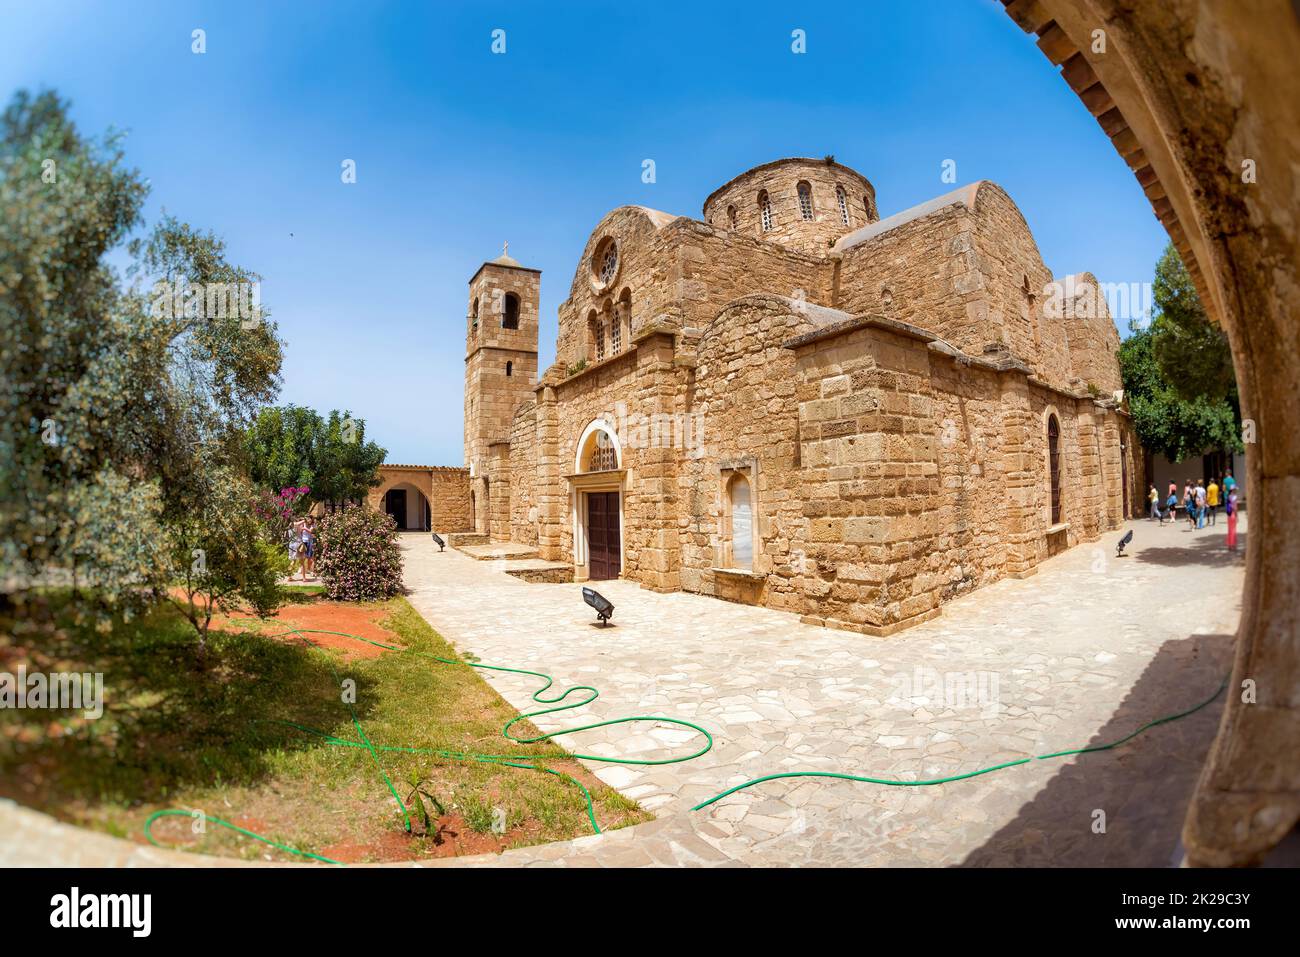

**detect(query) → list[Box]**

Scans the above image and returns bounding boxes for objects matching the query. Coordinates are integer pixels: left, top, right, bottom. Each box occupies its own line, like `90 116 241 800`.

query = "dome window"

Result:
797 181 814 221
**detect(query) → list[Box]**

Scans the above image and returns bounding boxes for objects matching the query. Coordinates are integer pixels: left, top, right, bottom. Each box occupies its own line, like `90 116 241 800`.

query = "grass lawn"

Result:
0 593 649 863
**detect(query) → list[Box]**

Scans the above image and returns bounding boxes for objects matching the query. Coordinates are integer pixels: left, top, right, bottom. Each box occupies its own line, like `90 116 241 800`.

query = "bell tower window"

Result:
758 190 772 232
837 186 850 226
502 292 520 330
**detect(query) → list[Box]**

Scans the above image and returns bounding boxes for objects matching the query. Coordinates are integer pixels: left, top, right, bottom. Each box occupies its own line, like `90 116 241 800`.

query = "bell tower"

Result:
463 243 541 480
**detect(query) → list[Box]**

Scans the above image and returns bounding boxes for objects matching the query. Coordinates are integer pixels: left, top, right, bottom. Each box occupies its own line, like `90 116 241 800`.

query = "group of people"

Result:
287 516 318 581
1147 469 1240 549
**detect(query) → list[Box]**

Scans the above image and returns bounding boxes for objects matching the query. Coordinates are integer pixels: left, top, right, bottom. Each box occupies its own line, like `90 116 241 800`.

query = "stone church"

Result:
394 157 1142 636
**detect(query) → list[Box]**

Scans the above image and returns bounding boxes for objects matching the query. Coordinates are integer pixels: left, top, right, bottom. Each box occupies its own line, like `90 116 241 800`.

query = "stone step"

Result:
446 532 489 548
457 542 541 562
503 560 573 584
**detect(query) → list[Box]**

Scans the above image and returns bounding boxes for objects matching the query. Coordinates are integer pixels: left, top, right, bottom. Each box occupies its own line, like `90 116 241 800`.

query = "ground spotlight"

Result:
582 587 614 626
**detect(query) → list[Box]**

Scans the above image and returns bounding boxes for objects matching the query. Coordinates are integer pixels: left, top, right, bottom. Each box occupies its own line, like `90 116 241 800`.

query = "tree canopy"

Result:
244 405 387 507
1 89 286 634
1119 242 1241 462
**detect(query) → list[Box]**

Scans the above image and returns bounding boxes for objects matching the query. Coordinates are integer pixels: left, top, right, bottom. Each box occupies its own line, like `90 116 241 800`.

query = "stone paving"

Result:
0 516 1246 867
400 516 1246 867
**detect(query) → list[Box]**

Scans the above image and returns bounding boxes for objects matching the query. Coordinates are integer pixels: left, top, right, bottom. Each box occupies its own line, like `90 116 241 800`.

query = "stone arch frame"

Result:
574 417 623 475
997 0 1300 866
2 1 1294 875
570 418 625 578
1042 406 1064 527
721 467 757 571
378 480 431 531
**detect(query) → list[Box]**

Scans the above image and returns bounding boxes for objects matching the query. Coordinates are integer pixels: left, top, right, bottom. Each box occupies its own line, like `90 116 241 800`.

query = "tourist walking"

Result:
1226 487 1239 550
1206 476 1220 525
1184 481 1196 529
1194 480 1207 529
303 516 318 580
1165 486 1178 526
1148 484 1161 521
288 517 306 578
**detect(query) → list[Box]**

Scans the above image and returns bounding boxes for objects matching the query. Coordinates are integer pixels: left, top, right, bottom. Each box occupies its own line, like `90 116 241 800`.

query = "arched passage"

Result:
381 481 431 531
998 0 1300 867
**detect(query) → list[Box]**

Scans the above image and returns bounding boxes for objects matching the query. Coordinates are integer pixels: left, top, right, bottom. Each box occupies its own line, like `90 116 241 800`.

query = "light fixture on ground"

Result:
1115 529 1133 557
582 587 614 626
431 532 445 552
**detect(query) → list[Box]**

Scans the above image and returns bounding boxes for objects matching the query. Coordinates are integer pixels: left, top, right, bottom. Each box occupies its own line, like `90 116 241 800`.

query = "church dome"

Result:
702 157 878 255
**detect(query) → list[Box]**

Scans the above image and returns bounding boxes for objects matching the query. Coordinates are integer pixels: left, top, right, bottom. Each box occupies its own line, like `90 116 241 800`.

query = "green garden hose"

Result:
143 621 713 862
691 673 1229 810
142 619 1229 865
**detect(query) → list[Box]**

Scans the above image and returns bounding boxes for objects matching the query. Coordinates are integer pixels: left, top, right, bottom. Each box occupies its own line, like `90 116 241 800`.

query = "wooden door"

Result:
587 492 621 580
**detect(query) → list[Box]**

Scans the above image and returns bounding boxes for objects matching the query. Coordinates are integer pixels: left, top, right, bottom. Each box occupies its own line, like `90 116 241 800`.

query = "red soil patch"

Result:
206 596 403 660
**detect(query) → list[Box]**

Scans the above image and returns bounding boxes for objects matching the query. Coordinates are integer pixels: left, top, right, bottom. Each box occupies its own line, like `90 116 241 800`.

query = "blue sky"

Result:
1 0 1168 465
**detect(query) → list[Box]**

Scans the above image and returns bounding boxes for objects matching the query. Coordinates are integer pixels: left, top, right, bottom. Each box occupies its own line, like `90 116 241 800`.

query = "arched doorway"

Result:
571 421 624 581
382 481 431 531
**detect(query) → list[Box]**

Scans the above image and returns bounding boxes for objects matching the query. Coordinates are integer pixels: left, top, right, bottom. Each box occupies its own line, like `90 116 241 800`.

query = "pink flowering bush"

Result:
253 486 312 543
315 504 404 601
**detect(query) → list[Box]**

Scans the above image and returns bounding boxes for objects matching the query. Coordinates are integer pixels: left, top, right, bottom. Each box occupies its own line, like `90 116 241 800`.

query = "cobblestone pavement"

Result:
0 516 1246 867
400 517 1245 867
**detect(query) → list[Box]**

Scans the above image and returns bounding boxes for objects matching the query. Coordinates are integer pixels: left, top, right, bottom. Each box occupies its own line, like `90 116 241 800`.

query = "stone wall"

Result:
675 297 1131 635
540 333 688 589
555 211 830 373
833 182 1095 396
679 296 818 612
701 157 878 255
507 399 540 547
1055 271 1124 396
370 465 473 533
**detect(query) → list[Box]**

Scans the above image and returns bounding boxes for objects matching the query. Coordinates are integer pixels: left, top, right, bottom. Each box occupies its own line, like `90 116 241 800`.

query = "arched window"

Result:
613 291 630 354
471 297 479 333
502 293 520 329
1047 414 1062 524
727 473 754 570
580 426 619 473
758 190 772 232
727 205 737 229
863 194 871 220
797 181 814 221
595 321 606 361
837 186 850 226
506 360 513 377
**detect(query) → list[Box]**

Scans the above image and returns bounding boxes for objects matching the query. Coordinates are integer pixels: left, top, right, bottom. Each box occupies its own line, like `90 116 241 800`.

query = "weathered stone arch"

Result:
998 0 1300 867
